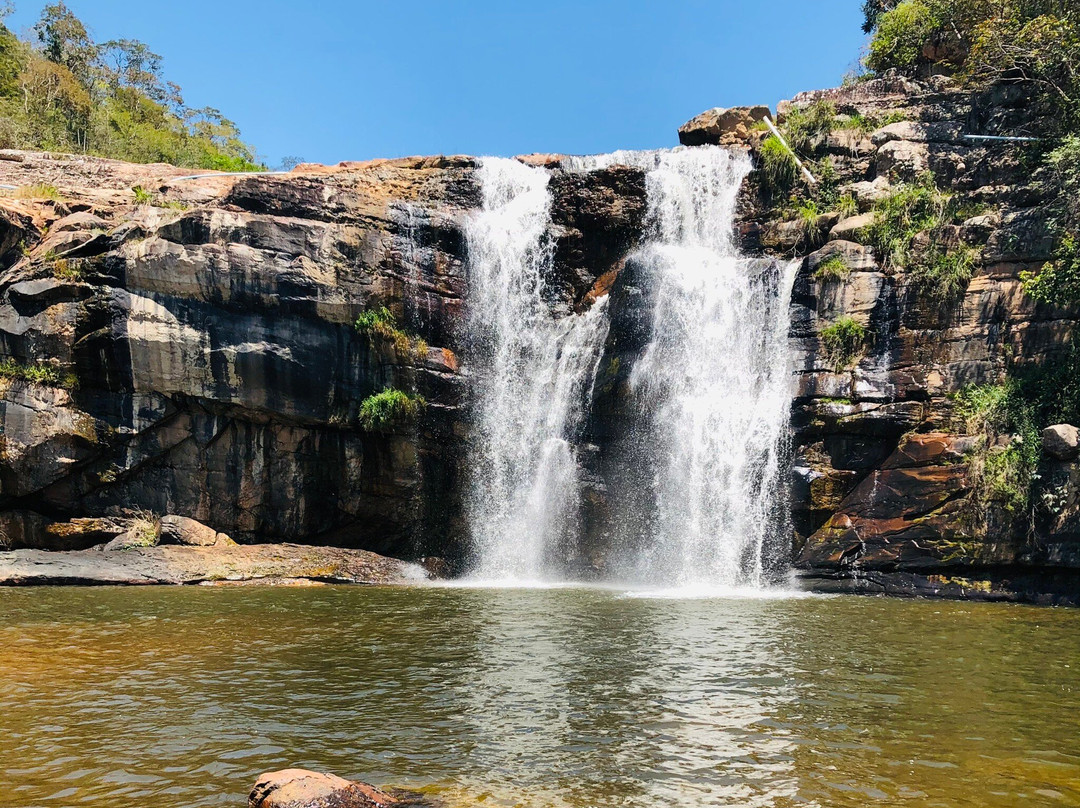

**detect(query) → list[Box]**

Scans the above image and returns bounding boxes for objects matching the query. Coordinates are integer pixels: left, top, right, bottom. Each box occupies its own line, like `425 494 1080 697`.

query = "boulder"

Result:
51 211 109 232
44 517 130 550
159 515 236 547
678 106 771 147
829 213 876 243
249 769 398 808
1043 424 1080 461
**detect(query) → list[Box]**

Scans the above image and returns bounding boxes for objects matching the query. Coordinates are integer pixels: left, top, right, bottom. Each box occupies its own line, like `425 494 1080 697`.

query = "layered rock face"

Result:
0 152 644 562
718 75 1080 603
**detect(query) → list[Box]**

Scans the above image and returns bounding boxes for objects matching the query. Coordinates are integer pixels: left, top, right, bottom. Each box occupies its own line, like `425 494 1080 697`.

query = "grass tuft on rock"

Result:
952 382 1040 517
758 135 798 194
0 358 68 387
819 316 868 371
815 254 851 282
355 307 429 362
358 388 425 432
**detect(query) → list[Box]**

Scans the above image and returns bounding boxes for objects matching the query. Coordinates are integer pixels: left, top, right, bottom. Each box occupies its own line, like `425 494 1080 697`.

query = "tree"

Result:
97 38 166 102
863 0 903 33
33 2 94 84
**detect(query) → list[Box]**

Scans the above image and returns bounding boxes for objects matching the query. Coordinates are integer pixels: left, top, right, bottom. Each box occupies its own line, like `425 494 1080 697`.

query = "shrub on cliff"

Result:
864 0 1080 131
952 382 1040 516
354 307 429 361
819 316 869 371
867 174 978 299
359 389 425 432
0 3 260 169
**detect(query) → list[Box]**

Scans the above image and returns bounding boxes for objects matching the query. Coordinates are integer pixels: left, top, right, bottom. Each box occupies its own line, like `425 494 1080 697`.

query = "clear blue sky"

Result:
7 1 868 165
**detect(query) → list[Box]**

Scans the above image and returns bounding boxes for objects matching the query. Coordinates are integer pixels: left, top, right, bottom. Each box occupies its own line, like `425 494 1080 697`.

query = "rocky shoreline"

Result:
0 542 425 586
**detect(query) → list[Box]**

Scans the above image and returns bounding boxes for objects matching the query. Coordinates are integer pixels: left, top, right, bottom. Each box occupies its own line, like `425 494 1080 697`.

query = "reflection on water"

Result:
0 586 1078 807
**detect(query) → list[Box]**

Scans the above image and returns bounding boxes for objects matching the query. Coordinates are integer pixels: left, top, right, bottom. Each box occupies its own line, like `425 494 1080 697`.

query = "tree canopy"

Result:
0 2 261 170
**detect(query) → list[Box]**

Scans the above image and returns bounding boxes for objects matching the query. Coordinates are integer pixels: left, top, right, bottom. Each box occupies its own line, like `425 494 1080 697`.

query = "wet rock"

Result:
1043 424 1080 461
678 106 770 147
249 769 398 808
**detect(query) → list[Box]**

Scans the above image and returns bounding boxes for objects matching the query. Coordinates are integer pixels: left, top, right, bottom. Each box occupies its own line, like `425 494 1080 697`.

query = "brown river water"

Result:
1 584 1078 807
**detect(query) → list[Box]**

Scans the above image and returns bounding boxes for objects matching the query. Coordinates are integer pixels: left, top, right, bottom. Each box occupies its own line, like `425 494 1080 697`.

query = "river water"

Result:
1 586 1077 807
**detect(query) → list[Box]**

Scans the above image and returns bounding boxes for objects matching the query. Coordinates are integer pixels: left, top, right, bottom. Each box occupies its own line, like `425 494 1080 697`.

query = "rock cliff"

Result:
0 151 644 564
711 75 1080 603
3 72 1079 603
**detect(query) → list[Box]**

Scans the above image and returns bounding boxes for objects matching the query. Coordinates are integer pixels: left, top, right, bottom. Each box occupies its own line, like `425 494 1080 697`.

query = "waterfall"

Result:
602 146 795 589
464 148 794 589
463 157 610 582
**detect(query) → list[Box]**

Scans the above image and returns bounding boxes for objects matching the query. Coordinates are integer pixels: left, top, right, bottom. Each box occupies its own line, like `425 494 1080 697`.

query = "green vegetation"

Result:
1021 234 1080 305
7 183 61 200
758 135 797 192
132 185 153 205
836 193 859 219
0 357 76 387
127 510 160 547
819 316 869 371
131 184 188 209
0 3 260 169
865 173 978 299
781 100 837 152
358 388 425 432
840 109 908 134
1021 139 1080 306
355 306 429 361
1012 341 1080 431
51 257 81 279
952 382 1040 516
908 245 978 301
815 254 851 281
863 1 1080 132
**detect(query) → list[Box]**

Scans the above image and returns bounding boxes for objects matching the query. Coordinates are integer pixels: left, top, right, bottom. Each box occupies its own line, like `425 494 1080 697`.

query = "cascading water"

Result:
465 147 794 589
463 157 610 582
613 146 795 589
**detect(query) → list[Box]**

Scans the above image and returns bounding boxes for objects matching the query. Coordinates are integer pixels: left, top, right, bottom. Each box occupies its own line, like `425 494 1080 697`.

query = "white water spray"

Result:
613 147 795 588
464 157 610 582
465 148 794 589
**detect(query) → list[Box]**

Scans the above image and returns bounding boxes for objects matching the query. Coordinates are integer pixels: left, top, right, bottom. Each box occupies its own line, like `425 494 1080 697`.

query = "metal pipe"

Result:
169 170 292 182
762 117 817 185
962 134 1044 143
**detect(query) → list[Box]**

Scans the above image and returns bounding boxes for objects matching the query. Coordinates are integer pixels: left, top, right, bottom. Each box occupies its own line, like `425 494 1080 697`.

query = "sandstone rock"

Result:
1043 424 1080 461
0 544 420 586
829 213 875 243
159 515 235 547
249 769 398 808
876 139 929 180
678 106 770 147
51 211 108 232
807 240 877 275
871 120 964 146
842 177 892 206
44 517 130 550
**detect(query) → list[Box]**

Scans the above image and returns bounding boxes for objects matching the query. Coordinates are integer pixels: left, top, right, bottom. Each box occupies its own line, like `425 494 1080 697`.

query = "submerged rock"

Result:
249 769 398 808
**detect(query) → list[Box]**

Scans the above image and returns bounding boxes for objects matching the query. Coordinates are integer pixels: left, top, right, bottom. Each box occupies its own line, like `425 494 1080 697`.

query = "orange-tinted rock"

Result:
249 769 398 808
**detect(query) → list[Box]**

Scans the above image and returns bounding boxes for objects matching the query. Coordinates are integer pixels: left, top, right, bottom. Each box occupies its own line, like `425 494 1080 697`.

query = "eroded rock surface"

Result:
249 769 401 808
0 151 645 566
